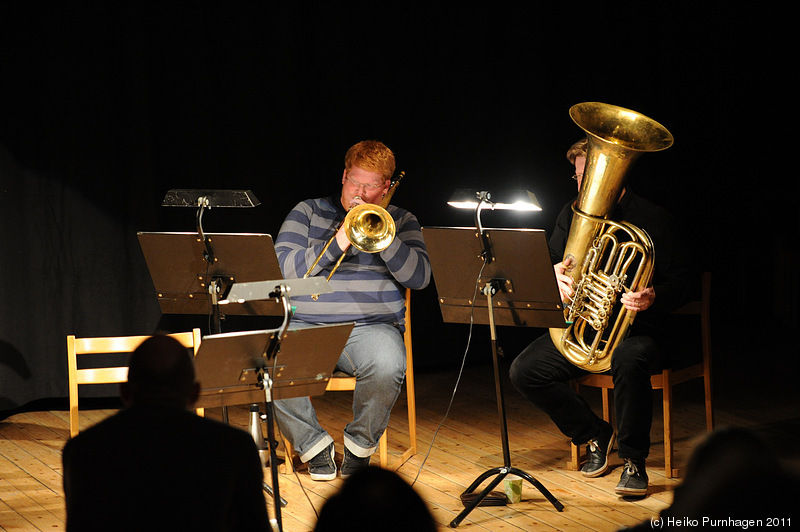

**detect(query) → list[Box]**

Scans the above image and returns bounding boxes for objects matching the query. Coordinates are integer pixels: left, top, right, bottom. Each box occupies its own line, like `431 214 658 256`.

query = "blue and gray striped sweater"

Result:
275 196 431 329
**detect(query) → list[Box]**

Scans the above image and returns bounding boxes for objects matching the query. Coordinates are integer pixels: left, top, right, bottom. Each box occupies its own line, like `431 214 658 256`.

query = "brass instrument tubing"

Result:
303 171 405 282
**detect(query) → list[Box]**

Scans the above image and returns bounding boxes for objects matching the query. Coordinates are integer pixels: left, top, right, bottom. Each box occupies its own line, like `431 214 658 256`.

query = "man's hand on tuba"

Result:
621 287 655 312
554 257 575 304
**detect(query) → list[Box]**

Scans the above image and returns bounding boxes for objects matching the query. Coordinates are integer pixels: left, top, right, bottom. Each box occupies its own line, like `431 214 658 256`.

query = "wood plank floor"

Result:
2 359 798 531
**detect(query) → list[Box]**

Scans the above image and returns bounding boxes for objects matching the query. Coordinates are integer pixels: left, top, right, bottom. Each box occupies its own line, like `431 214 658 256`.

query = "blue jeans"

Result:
273 323 407 462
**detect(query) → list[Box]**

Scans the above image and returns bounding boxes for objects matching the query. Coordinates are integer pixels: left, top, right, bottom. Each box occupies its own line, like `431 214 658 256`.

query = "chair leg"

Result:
704 373 714 432
662 370 678 478
379 430 388 467
281 436 295 474
567 381 581 470
570 442 581 471
397 289 418 470
601 388 611 423
69 409 80 439
405 368 417 457
385 375 418 470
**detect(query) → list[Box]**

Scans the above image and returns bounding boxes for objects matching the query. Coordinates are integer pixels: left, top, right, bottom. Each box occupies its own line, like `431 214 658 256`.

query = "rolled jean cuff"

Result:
343 433 378 458
299 434 334 463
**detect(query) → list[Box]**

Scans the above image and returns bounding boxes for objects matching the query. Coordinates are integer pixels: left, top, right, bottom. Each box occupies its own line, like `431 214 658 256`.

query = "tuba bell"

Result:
549 102 673 373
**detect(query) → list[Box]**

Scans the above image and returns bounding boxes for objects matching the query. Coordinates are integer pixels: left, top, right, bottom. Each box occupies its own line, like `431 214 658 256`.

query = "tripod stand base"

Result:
449 466 564 528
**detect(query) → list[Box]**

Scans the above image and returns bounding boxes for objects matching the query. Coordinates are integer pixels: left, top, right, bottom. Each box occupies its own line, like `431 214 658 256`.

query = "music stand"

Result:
422 226 566 527
137 231 284 329
194 322 354 531
219 277 331 307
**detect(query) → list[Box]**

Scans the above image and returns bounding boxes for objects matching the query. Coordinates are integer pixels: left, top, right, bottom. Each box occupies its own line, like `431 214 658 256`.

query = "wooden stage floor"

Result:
2 358 798 531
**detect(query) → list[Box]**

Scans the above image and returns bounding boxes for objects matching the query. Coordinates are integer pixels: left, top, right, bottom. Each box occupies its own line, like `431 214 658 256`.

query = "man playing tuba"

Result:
273 140 430 481
509 138 694 497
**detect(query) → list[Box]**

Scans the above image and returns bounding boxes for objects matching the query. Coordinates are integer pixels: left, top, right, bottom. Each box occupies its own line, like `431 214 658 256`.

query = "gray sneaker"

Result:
308 443 337 481
340 447 371 479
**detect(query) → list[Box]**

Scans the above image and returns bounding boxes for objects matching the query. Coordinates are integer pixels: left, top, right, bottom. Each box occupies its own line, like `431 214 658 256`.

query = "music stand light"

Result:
161 189 260 208
433 189 564 527
446 189 541 212
161 189 260 266
449 190 541 265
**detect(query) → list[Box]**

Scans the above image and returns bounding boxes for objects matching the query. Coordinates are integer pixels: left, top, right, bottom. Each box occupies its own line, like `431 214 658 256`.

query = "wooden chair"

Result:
281 289 417 473
569 271 713 478
66 329 202 438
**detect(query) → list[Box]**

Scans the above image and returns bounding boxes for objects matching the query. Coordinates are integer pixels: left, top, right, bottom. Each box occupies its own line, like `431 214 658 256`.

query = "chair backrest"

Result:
403 287 413 369
66 329 202 437
669 271 712 368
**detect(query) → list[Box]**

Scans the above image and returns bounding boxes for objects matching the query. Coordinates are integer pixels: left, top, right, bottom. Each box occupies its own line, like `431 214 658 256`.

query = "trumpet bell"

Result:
343 203 396 253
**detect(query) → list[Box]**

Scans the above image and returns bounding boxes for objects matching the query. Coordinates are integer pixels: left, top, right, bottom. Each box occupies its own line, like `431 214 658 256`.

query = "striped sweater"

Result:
275 196 431 328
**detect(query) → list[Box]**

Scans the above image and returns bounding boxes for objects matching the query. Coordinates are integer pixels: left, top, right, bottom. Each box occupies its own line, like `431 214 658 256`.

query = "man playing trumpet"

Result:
273 140 430 480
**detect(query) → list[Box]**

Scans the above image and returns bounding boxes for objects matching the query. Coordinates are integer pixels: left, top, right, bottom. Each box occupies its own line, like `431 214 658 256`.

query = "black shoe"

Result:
615 459 648 497
581 422 616 478
340 447 371 479
308 443 337 481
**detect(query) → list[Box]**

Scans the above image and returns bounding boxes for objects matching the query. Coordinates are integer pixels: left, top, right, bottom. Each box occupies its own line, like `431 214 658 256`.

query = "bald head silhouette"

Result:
120 335 201 408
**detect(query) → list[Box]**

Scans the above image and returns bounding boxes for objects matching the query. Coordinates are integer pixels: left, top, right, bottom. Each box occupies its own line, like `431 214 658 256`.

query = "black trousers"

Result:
509 332 659 462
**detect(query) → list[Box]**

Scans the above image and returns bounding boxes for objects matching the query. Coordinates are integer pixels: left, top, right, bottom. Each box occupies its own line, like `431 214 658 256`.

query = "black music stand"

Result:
138 230 286 425
422 226 566 527
137 231 284 329
161 188 260 271
137 230 290 526
194 321 354 532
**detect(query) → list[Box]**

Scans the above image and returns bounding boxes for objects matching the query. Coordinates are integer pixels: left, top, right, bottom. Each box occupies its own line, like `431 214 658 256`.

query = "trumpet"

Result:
304 172 405 285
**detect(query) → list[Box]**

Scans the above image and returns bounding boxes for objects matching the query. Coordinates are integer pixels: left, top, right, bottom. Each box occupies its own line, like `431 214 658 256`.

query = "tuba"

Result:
549 103 673 373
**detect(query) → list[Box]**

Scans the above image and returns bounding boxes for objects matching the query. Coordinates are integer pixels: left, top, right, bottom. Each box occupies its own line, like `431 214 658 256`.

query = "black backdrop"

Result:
1 4 791 415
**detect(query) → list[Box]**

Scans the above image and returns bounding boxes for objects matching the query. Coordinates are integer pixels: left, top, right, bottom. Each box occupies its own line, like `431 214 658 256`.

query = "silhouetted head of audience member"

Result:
314 466 437 532
685 426 779 481
663 426 798 520
120 335 200 409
